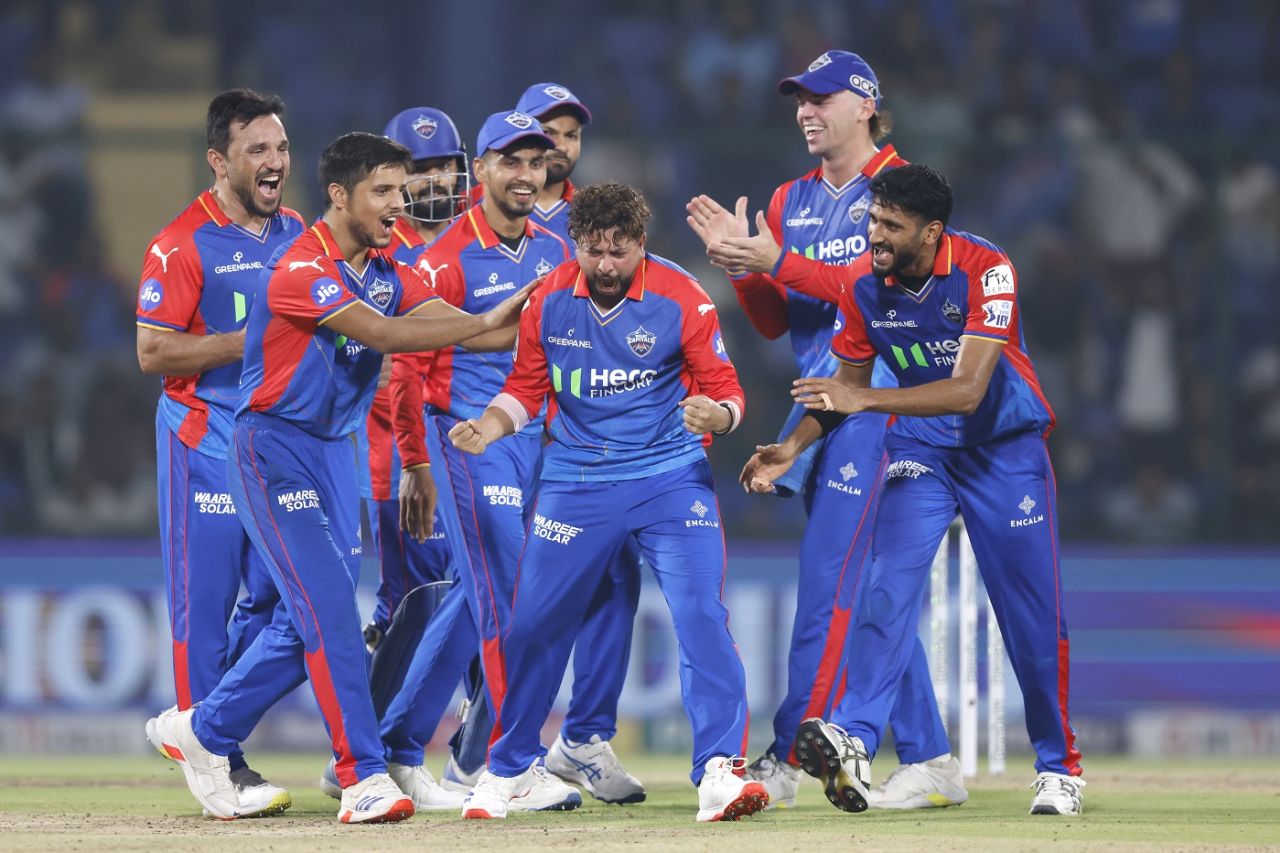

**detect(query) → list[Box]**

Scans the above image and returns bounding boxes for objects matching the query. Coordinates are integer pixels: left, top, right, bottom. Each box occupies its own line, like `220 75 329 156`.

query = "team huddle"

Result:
135 49 1085 826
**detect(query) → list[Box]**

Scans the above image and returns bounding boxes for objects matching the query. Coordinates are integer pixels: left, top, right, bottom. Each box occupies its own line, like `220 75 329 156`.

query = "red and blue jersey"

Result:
499 255 745 481
413 204 569 424
136 190 305 458
787 230 1055 447
237 221 439 440
470 180 575 245
360 218 433 500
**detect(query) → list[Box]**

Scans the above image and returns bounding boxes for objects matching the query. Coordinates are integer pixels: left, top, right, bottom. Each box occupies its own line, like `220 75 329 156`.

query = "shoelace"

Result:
1032 774 1080 800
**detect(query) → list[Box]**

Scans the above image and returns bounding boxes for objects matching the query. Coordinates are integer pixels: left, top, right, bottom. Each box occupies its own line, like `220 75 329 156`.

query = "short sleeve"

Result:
136 230 202 331
395 262 441 316
831 285 875 365
963 258 1017 344
267 258 357 323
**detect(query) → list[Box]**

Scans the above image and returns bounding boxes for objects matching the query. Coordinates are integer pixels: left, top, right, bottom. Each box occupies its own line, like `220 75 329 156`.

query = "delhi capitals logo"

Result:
942 297 963 324
535 257 553 277
848 197 870 224
808 52 833 72
543 85 571 101
626 325 657 358
367 278 395 310
412 114 438 140
505 111 535 130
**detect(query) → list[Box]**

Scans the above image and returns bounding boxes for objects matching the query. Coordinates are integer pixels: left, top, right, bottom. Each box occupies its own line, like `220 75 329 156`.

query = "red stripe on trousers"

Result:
306 647 359 787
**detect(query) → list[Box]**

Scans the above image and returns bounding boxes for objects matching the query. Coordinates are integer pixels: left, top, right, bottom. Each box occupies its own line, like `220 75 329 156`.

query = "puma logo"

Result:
150 244 179 273
288 255 324 273
698 303 715 315
417 258 449 288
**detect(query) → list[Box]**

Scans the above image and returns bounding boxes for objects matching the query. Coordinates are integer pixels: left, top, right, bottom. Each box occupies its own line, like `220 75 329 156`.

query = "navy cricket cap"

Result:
475 110 555 157
383 107 465 161
515 82 593 126
778 50 881 108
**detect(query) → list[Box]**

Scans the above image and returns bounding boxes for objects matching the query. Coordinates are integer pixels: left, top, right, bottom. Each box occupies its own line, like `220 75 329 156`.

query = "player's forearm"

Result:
731 273 789 339
781 413 827 456
377 311 496 354
136 329 243 375
858 377 987 417
458 323 518 353
477 406 518 443
772 253 848 304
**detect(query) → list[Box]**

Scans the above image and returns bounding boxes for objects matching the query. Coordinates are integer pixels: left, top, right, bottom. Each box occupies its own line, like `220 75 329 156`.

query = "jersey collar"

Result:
196 190 231 227
465 203 535 250
391 217 425 250
861 144 899 179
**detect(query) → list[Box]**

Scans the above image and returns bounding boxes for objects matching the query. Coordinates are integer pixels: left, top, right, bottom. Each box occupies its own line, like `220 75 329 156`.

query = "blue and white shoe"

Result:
546 734 645 804
510 761 583 812
319 757 342 800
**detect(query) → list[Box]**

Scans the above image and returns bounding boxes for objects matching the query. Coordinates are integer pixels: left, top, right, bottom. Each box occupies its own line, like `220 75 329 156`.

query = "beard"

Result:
351 217 390 249
406 193 456 223
587 269 634 303
494 190 535 219
545 155 575 185
232 171 282 218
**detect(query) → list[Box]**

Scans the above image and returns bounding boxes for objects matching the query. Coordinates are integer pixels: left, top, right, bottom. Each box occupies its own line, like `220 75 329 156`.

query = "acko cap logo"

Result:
138 278 164 311
412 114 438 139
849 74 878 100
626 325 657 357
808 52 833 72
311 277 343 307
543 85 571 101
367 278 394 309
505 111 535 130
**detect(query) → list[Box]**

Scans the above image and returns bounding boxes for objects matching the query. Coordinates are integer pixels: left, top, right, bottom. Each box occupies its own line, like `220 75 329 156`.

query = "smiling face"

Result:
342 163 406 249
474 142 547 220
794 87 873 159
539 111 582 186
212 113 290 218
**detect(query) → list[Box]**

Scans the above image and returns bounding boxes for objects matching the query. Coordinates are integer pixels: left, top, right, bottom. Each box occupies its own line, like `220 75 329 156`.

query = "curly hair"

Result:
567 182 651 244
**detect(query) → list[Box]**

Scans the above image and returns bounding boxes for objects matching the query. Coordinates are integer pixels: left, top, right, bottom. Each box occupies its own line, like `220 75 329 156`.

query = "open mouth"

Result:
509 184 536 203
379 214 397 236
872 246 893 267
802 123 825 142
257 174 282 200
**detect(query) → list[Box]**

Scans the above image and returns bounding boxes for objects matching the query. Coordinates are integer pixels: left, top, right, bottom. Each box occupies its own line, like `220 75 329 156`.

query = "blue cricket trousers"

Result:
193 413 385 787
366 496 451 631
489 458 748 785
774 410 948 765
831 429 1083 776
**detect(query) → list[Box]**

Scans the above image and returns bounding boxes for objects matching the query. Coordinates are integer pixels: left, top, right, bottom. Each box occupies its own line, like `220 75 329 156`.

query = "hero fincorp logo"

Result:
475 271 516 298
685 500 719 528
871 309 918 328
532 513 582 544
553 364 657 398
138 279 164 312
790 234 867 264
786 206 824 227
311 278 343 307
277 489 320 511
194 491 236 514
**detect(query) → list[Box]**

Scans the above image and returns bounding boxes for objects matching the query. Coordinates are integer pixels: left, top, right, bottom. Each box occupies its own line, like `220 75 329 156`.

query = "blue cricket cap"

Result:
475 110 555 157
778 50 881 108
515 82 592 126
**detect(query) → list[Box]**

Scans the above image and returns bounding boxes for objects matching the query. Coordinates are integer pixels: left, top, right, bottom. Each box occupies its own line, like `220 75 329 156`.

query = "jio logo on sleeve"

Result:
311 278 344 307
138 279 164 312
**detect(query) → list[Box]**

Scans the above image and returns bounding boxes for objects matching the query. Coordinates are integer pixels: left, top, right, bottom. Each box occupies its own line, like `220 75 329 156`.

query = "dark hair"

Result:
318 132 412 208
206 88 286 154
869 106 893 143
568 182 651 243
869 163 953 227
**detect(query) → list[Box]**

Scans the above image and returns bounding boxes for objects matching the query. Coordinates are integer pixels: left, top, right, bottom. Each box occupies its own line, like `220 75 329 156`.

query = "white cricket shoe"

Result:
509 761 584 812
461 769 523 820
388 762 467 811
227 767 292 817
144 705 177 757
440 754 483 793
153 707 240 820
337 772 415 824
1030 772 1086 815
696 756 769 822
867 754 968 809
745 751 801 809
794 717 871 813
546 734 646 804
319 757 342 800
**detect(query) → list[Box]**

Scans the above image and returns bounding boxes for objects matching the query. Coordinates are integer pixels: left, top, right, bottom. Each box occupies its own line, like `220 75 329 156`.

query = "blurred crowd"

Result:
1 0 1276 543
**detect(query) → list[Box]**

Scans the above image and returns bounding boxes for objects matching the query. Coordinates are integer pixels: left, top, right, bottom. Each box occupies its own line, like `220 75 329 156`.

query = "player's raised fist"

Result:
449 419 489 455
678 395 731 435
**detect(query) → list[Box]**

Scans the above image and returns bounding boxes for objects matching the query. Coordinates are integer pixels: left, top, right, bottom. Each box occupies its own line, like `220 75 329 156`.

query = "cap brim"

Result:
536 102 593 126
486 129 555 154
777 72 846 96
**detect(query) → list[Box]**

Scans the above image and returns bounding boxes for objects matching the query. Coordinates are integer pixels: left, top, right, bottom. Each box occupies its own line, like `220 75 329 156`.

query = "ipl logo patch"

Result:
504 111 535 130
367 278 394 310
412 114 438 140
626 325 657 358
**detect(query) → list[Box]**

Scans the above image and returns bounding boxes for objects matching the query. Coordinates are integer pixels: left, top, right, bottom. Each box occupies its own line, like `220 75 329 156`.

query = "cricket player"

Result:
511 80 646 804
686 51 961 810
150 131 531 823
733 163 1086 816
136 88 300 816
357 106 470 648
451 182 767 823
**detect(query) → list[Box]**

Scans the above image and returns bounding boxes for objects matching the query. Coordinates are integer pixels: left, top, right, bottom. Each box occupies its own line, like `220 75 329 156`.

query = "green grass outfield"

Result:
0 753 1277 851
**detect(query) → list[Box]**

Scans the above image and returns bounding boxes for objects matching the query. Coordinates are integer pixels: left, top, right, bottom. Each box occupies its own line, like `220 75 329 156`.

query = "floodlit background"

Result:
1 0 1277 764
